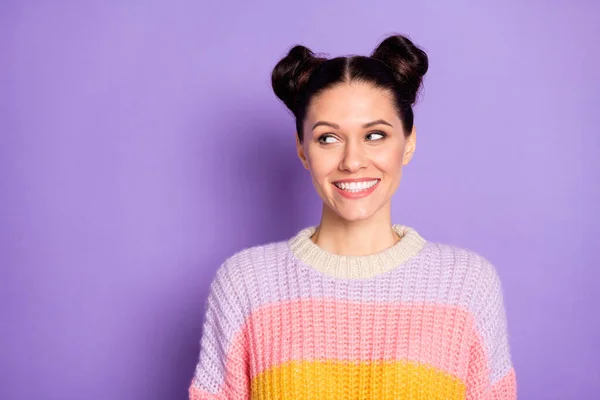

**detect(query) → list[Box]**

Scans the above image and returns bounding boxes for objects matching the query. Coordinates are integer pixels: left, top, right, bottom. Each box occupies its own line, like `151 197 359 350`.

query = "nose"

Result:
339 139 369 172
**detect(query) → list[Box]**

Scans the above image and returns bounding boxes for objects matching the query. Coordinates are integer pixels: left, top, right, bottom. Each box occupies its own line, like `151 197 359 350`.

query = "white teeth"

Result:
334 179 379 192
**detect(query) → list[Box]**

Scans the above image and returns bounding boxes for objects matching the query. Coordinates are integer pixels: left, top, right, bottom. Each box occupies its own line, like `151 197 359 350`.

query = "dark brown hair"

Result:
271 34 429 142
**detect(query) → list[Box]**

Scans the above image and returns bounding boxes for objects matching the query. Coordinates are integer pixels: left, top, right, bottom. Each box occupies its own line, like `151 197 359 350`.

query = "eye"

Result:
366 131 387 141
317 134 339 144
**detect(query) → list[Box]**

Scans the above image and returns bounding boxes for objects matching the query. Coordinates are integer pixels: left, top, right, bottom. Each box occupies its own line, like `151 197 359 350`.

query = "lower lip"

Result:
333 180 380 199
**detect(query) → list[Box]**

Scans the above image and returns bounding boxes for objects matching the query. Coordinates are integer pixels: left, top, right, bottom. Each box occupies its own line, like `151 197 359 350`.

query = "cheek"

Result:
306 149 338 180
372 145 405 171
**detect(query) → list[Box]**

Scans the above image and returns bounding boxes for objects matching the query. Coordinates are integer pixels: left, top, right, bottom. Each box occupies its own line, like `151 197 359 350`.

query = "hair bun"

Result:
371 35 429 105
271 45 326 112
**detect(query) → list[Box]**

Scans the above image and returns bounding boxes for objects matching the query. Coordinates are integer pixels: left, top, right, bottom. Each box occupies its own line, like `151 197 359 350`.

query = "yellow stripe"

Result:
251 359 466 399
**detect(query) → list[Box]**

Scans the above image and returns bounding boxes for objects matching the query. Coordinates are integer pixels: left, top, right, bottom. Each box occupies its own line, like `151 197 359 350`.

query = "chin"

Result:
333 206 376 222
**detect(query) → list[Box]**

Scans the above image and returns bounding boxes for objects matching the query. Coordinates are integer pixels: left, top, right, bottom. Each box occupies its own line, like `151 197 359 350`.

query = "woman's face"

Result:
297 81 416 222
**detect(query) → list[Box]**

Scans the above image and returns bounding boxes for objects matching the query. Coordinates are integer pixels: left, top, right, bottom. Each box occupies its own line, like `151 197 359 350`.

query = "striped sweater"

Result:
189 224 517 399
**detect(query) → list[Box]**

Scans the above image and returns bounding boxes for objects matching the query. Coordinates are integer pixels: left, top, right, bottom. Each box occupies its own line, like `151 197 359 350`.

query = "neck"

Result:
311 203 399 257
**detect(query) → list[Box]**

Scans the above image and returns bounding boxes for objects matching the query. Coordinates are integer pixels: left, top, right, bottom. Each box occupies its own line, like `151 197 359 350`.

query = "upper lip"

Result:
333 178 380 183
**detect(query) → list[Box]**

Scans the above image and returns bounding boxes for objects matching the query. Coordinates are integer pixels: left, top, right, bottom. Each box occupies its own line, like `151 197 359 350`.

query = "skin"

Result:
295 80 417 257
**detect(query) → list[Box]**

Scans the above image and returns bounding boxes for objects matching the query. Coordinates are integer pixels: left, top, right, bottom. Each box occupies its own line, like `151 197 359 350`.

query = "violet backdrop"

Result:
1 1 598 399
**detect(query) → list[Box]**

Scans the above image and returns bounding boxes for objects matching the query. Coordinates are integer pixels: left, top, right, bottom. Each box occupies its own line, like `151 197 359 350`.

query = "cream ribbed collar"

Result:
287 224 427 279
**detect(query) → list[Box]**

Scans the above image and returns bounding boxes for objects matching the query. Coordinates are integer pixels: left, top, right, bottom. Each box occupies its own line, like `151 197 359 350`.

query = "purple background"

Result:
1 1 598 399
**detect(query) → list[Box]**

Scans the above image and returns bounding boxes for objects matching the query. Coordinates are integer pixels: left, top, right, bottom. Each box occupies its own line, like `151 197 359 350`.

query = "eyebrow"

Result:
312 119 393 131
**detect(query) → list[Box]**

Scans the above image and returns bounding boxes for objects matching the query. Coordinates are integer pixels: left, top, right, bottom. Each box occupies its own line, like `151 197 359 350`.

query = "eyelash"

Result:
317 131 387 145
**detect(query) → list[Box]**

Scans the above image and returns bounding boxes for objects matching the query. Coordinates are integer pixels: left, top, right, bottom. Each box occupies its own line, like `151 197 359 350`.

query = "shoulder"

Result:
210 239 289 292
217 239 289 276
422 241 505 314
206 240 290 313
424 240 502 284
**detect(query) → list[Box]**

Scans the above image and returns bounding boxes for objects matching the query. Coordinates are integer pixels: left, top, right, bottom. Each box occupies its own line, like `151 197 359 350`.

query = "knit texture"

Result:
189 224 517 399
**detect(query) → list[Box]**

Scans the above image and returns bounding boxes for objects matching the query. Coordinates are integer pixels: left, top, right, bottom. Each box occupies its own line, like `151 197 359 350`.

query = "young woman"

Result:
189 34 516 399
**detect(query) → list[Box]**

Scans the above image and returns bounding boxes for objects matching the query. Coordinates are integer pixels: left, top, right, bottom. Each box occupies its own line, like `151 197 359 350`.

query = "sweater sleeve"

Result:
189 257 250 399
466 257 517 400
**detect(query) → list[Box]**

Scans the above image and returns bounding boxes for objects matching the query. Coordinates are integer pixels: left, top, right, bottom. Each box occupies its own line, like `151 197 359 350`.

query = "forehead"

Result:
305 81 400 127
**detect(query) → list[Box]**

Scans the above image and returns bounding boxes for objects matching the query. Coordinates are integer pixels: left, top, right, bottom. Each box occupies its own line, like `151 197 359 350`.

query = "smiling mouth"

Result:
333 179 380 192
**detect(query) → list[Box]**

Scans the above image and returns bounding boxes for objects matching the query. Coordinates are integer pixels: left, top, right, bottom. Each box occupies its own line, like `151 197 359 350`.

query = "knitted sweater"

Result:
189 224 517 399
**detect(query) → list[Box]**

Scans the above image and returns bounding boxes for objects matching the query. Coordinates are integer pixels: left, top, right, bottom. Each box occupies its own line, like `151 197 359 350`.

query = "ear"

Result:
402 125 417 166
296 133 310 170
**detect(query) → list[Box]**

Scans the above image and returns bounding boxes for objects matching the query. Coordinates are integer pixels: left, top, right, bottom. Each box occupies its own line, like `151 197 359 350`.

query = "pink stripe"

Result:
466 333 516 399
189 383 223 400
245 298 477 381
491 368 517 399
